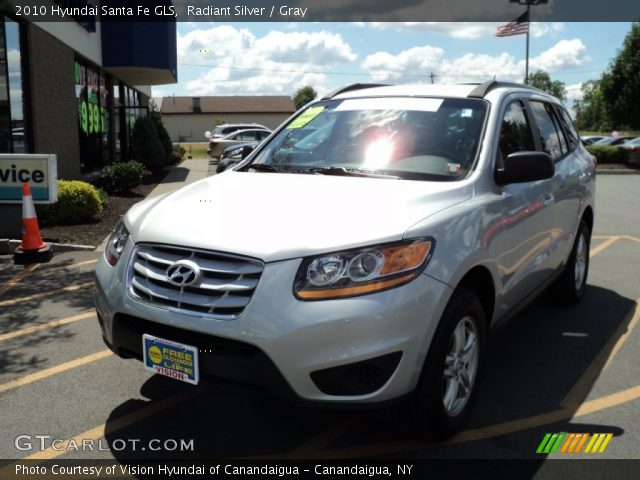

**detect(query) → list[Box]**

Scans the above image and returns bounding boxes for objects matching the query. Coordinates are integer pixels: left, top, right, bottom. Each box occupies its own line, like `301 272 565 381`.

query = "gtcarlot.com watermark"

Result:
15 435 194 453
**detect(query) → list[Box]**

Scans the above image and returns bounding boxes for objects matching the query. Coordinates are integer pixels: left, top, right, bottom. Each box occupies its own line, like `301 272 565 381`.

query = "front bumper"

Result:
94 242 452 404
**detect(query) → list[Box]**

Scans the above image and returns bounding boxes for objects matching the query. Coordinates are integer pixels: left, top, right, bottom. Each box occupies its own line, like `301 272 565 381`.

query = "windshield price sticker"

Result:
287 106 325 129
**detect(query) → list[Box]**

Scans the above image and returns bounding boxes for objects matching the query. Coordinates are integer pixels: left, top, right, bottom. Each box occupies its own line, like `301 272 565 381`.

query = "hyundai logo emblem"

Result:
166 260 200 287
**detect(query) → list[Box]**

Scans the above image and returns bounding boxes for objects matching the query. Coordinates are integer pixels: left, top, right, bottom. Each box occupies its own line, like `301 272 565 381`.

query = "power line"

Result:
178 62 605 79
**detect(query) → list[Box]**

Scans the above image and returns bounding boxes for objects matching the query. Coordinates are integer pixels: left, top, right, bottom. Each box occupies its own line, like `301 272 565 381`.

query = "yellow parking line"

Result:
0 264 40 297
287 419 356 458
0 350 112 395
623 235 640 244
0 281 93 307
590 236 621 257
20 387 206 461
560 293 640 408
39 258 98 274
0 311 95 342
289 382 640 459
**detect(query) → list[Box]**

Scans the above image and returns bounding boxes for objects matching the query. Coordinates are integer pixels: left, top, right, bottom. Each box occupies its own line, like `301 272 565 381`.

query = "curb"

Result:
0 238 95 255
596 169 640 175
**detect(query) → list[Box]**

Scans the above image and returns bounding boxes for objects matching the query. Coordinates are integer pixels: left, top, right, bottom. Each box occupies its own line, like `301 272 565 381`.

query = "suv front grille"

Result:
127 244 263 319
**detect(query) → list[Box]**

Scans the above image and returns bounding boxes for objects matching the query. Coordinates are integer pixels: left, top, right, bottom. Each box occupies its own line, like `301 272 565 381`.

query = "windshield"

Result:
247 97 487 181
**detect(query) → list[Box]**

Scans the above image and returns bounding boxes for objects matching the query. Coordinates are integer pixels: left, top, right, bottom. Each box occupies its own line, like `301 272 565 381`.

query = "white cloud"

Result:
360 22 564 39
176 26 357 95
253 31 357 65
362 45 444 81
361 38 588 84
564 82 584 115
526 39 588 72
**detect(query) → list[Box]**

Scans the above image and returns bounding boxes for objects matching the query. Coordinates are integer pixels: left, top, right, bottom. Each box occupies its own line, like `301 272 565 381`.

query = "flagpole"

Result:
524 3 530 84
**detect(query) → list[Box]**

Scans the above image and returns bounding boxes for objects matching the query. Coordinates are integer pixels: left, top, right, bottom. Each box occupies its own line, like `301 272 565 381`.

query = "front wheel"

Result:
551 219 590 304
408 287 487 440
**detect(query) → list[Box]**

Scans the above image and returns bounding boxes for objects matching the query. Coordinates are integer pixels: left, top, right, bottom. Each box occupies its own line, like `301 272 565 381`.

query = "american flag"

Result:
495 11 529 37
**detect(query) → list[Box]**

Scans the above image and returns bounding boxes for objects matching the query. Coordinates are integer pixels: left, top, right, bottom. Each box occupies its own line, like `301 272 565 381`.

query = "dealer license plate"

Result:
142 334 199 385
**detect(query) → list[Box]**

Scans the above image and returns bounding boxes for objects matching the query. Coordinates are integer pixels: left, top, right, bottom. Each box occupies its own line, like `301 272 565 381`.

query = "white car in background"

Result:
208 128 272 159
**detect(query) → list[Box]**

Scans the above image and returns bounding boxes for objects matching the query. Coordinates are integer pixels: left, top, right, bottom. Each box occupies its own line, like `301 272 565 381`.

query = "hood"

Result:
125 171 471 262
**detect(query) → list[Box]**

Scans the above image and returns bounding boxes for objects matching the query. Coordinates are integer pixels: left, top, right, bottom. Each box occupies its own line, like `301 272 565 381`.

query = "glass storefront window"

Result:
75 59 110 171
0 17 29 154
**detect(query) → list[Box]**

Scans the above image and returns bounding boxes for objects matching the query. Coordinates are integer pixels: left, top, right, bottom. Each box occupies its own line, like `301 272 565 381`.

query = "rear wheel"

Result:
409 287 486 439
551 219 590 304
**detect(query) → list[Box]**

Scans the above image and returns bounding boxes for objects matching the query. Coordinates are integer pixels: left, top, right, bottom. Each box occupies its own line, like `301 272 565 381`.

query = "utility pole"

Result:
429 72 436 84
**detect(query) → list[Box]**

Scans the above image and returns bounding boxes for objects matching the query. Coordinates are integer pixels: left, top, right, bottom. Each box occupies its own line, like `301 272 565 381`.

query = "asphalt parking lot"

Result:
0 175 639 473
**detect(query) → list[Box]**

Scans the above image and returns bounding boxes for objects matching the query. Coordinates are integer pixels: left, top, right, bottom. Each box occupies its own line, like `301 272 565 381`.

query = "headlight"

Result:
294 238 434 300
105 220 130 266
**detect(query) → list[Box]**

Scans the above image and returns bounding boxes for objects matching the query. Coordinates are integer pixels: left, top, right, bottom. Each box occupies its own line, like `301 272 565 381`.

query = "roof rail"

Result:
467 80 545 99
322 83 390 100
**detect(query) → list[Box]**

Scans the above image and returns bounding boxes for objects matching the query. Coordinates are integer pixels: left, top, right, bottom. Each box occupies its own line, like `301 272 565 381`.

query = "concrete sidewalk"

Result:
148 157 211 198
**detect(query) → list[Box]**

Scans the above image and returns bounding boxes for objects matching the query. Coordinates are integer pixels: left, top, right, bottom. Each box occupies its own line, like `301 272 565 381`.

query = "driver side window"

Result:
500 101 534 158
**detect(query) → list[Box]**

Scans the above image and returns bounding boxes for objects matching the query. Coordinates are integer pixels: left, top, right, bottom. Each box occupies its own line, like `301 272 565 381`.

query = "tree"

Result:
130 117 166 175
293 85 317 110
573 80 612 132
600 23 640 129
526 70 567 101
149 100 172 162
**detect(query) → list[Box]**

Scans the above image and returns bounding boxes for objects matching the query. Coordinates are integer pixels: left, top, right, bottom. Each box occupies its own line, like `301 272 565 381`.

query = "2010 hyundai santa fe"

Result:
95 81 596 438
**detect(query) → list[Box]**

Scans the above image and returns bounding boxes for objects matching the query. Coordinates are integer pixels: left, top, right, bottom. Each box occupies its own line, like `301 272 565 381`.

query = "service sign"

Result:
0 154 57 203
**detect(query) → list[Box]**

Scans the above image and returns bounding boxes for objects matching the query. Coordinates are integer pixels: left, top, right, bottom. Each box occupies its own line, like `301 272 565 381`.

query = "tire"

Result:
408 287 487 440
551 219 590 305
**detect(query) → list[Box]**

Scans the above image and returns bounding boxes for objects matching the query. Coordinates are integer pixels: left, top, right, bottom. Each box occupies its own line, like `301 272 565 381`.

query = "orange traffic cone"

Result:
14 182 52 265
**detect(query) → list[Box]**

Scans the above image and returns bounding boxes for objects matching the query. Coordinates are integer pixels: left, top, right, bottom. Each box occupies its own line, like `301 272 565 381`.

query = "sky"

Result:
152 22 633 113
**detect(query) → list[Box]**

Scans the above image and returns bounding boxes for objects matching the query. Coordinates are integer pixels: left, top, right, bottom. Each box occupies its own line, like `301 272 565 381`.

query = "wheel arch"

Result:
581 205 594 236
456 266 496 327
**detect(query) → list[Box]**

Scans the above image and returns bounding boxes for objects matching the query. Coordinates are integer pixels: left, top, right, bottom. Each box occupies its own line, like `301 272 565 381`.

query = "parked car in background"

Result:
209 128 271 158
620 137 640 152
592 136 636 146
96 81 595 440
207 123 268 140
580 135 607 145
217 143 254 173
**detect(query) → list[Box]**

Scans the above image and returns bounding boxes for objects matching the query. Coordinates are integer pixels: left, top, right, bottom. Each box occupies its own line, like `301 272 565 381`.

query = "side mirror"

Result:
495 151 554 185
240 144 255 159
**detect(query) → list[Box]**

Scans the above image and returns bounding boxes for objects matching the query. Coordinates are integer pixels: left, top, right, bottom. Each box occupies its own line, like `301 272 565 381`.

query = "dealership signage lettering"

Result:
75 62 108 136
0 154 58 203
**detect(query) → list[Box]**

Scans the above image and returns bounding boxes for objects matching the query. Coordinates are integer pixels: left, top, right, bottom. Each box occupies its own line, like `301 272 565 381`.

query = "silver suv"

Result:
95 81 595 439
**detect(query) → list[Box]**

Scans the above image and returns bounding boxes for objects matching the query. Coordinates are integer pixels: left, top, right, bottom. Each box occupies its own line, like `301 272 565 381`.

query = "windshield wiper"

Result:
289 166 400 179
246 164 287 173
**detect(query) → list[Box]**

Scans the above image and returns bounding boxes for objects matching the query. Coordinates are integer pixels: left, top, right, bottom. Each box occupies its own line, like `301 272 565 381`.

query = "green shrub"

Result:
102 161 145 193
130 117 166 175
37 180 103 226
170 145 186 165
153 117 173 165
585 145 629 164
97 188 108 208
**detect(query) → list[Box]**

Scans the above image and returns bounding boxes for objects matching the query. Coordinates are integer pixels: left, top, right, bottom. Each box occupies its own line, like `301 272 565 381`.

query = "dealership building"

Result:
0 6 177 237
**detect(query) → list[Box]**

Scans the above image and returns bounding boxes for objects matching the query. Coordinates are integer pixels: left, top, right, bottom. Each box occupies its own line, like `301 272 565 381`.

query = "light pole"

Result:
509 0 549 84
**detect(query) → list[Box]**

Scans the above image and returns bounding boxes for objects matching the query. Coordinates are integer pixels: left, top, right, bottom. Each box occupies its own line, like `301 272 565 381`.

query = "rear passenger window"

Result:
499 101 534 157
530 101 568 161
237 131 257 141
555 105 580 151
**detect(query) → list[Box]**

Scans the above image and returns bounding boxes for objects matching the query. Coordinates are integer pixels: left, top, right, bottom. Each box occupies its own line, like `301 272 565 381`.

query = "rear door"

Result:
527 99 583 275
